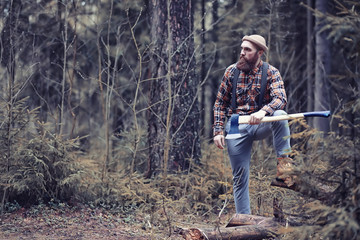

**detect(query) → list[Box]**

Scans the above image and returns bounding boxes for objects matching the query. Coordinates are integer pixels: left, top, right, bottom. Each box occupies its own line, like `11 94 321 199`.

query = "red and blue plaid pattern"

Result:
213 61 287 136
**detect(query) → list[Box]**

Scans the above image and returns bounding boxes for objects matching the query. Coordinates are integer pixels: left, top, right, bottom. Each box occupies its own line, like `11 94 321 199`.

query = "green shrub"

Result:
0 96 82 210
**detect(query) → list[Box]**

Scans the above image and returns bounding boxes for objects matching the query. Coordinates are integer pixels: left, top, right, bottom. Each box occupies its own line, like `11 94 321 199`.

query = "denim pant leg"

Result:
252 110 291 157
225 123 253 214
225 110 291 214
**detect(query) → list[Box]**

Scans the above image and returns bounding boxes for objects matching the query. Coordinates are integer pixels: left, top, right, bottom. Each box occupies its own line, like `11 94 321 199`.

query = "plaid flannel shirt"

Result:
213 60 287 136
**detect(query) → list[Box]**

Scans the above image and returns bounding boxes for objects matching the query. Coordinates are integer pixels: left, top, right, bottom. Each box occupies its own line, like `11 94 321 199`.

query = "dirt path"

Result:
0 204 173 240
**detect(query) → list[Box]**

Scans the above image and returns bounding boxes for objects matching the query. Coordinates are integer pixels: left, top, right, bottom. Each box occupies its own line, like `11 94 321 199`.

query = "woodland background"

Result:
0 0 359 239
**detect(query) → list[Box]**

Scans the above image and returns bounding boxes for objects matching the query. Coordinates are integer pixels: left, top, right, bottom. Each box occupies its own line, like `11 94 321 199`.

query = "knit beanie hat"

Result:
242 35 268 52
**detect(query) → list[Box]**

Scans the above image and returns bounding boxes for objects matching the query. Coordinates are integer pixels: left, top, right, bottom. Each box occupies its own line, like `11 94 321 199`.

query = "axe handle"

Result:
238 111 331 124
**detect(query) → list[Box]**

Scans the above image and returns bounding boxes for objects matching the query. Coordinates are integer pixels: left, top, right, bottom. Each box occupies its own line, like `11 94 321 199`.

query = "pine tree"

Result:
147 0 201 176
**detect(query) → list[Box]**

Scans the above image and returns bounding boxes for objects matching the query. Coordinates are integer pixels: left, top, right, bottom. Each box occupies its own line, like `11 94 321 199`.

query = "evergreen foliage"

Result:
0 0 359 239
0 93 82 210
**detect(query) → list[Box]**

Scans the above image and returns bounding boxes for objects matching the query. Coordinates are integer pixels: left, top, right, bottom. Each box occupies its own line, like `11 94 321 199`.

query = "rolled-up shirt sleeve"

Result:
261 67 287 115
213 66 234 136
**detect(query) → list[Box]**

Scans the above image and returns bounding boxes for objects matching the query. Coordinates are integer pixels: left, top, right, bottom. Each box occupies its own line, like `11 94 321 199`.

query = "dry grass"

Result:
1 117 359 239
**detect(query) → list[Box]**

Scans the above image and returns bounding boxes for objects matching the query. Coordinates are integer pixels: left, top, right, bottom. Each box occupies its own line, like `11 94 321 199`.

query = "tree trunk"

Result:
148 0 201 177
271 173 339 206
306 0 314 114
0 0 22 214
207 0 219 139
225 214 278 228
181 225 279 240
313 0 330 132
199 0 206 138
0 0 22 85
180 214 281 240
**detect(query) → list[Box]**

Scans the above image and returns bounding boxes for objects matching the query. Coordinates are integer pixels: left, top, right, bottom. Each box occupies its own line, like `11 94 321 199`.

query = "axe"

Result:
225 111 331 139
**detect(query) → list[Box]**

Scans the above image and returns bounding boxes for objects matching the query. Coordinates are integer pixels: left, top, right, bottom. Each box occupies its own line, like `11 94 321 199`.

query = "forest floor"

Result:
0 203 190 240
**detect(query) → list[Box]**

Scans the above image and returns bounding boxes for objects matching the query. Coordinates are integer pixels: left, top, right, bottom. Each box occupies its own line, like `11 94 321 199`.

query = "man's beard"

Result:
236 54 259 72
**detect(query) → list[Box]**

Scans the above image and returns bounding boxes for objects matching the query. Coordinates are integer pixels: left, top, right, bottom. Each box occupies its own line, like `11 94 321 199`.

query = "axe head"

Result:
225 114 242 140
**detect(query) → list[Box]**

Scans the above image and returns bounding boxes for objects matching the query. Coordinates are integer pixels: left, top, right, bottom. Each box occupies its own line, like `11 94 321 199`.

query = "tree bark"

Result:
271 174 339 205
148 0 201 177
306 0 314 115
207 0 219 140
180 214 280 240
313 0 330 132
0 0 22 214
0 0 22 86
225 214 278 228
181 225 278 240
199 0 206 137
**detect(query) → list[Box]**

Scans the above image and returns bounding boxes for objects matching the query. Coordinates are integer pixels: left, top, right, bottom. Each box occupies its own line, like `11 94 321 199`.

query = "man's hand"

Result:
214 135 225 149
249 110 267 125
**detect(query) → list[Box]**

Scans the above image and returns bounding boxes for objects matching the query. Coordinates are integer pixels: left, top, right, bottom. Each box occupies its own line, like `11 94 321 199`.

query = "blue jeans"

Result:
225 110 291 214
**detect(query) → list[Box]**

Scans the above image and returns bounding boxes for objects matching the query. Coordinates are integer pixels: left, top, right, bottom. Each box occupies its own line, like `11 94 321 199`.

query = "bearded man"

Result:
213 35 293 214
